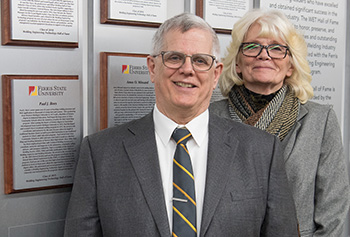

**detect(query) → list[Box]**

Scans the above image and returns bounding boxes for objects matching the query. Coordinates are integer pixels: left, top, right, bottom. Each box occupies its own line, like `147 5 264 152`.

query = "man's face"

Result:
147 28 223 123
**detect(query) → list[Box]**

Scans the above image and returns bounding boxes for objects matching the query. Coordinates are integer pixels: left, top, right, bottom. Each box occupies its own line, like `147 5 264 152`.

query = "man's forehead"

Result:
162 28 213 52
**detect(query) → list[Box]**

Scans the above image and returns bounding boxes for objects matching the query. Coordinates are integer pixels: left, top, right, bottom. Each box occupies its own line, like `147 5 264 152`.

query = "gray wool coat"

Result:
210 99 350 237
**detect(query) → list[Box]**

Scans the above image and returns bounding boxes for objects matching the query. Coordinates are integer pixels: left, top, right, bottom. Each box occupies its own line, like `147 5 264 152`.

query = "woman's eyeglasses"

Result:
240 42 290 59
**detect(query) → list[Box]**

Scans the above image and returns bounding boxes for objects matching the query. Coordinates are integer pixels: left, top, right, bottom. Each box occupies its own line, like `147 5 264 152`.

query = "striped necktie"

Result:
172 128 196 237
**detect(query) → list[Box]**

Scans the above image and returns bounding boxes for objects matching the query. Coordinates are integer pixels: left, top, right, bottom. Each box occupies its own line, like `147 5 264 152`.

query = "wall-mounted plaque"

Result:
100 52 224 130
260 0 346 125
100 0 185 27
2 75 81 194
100 52 155 130
1 0 78 47
196 0 253 34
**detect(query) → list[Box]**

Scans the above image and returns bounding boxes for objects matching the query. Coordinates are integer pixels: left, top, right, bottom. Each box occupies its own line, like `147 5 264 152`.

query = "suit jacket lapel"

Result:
282 104 308 163
200 113 239 236
123 113 170 237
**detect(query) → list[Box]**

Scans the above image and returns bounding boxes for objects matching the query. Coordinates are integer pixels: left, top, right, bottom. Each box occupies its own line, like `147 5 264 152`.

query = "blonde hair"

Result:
219 9 313 103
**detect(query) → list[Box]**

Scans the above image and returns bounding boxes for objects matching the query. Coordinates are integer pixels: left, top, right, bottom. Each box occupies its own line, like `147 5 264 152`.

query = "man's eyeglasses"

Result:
240 42 290 59
153 51 216 71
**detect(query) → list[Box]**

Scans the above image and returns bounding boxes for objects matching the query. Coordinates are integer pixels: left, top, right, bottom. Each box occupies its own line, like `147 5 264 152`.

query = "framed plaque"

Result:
100 52 155 130
100 52 224 130
1 0 78 47
196 0 253 34
2 75 81 194
101 0 186 27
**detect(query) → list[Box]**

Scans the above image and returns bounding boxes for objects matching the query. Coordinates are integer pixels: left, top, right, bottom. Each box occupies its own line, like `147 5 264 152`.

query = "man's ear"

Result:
147 56 156 83
213 62 223 89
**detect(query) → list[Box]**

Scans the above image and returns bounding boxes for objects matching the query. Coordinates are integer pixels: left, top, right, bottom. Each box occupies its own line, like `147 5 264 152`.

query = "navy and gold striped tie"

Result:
172 128 196 237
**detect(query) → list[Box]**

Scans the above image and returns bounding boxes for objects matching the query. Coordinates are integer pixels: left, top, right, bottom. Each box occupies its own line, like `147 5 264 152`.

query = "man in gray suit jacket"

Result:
64 13 299 236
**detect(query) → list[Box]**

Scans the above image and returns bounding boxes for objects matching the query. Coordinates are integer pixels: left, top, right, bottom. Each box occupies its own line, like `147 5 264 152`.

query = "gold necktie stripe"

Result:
173 159 194 180
176 133 192 144
173 182 196 206
173 206 197 233
180 143 189 154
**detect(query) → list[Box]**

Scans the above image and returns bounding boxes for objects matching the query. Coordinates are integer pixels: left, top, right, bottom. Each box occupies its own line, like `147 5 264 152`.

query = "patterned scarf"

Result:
228 85 300 141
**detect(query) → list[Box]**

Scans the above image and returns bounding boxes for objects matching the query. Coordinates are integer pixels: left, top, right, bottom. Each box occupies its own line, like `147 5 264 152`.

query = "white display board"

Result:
11 0 78 42
203 0 253 30
109 0 167 23
260 0 346 126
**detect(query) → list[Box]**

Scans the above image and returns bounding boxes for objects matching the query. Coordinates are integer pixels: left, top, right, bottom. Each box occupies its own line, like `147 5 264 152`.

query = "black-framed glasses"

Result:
240 42 290 59
153 51 216 71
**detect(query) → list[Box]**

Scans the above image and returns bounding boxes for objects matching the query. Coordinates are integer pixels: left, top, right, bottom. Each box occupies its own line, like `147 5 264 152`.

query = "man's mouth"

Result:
174 82 195 88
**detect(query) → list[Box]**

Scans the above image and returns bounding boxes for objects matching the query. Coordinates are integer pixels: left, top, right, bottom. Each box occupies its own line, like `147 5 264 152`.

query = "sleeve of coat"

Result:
261 136 300 237
64 136 103 237
313 108 350 236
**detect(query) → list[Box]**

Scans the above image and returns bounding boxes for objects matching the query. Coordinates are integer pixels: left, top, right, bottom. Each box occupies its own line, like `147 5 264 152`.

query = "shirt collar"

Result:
153 105 209 147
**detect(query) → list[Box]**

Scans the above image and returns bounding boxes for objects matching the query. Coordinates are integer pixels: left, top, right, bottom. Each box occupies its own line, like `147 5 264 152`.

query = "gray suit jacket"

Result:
64 111 299 236
210 100 350 236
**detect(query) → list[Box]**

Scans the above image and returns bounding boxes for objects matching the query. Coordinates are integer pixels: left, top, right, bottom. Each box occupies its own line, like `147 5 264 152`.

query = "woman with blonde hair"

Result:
210 8 349 236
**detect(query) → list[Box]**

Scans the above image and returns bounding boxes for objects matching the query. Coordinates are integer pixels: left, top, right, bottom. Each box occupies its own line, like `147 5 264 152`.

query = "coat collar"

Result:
297 103 308 121
200 112 239 236
123 113 171 236
282 103 309 163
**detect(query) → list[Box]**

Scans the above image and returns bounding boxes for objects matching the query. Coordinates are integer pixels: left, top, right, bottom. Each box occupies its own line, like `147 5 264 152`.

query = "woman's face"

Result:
236 23 294 95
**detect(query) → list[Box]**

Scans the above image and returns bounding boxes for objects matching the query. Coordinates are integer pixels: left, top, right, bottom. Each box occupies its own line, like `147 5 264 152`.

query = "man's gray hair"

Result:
151 13 220 59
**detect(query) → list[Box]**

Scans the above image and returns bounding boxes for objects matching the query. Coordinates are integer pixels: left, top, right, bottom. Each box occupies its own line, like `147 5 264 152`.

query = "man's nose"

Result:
180 56 195 72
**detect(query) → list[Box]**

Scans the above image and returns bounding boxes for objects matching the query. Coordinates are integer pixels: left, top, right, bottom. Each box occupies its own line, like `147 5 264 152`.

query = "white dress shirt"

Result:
153 105 209 236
